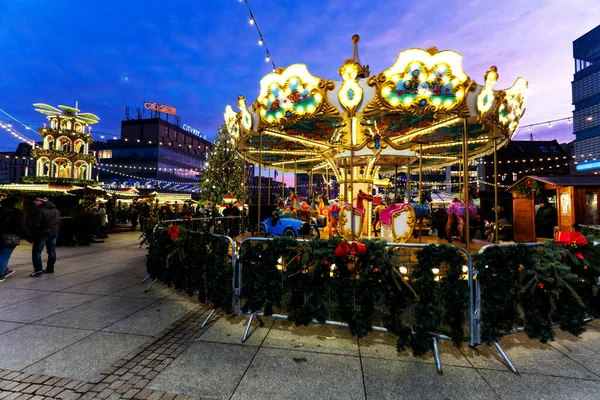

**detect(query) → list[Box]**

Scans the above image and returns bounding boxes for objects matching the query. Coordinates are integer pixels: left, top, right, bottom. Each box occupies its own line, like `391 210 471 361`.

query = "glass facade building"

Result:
573 25 600 172
92 118 212 192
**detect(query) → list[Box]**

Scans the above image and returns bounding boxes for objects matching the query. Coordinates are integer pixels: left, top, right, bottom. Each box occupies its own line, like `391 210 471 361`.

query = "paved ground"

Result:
1 231 600 399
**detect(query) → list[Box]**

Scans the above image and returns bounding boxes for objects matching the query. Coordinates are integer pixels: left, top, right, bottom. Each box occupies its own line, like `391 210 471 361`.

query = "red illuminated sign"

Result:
144 102 177 115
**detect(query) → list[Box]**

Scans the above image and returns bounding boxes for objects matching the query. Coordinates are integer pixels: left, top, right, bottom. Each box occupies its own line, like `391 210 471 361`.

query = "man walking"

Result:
30 197 61 277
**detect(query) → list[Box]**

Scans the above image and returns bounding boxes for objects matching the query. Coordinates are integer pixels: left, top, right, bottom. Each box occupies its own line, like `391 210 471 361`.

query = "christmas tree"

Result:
199 124 249 204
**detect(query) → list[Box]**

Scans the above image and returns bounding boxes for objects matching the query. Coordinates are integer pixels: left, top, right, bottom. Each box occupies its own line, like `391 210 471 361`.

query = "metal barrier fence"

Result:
153 217 248 237
236 237 474 374
142 228 597 375
474 242 546 374
200 234 239 328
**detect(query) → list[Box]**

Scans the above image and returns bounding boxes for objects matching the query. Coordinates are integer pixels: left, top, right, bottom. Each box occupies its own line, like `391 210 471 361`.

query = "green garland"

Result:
475 245 537 343
239 237 292 315
285 238 340 326
144 228 234 314
520 242 588 342
146 227 600 354
513 178 543 199
412 244 468 355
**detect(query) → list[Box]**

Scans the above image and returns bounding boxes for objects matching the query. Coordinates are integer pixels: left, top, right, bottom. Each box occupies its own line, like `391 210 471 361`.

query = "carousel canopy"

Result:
224 36 527 185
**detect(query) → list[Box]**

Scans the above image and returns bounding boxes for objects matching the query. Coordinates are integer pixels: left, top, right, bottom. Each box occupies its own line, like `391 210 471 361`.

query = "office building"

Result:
93 117 212 192
0 143 37 184
573 25 600 172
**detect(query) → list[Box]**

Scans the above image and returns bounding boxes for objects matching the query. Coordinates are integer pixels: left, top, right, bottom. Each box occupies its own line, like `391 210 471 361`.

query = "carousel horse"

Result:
410 190 432 237
446 197 478 243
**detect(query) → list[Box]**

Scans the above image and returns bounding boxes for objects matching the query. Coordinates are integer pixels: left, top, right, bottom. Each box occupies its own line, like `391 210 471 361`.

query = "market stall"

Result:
508 175 600 242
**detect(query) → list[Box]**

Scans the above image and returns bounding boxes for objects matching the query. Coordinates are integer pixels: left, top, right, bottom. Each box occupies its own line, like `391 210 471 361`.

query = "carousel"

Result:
224 35 527 251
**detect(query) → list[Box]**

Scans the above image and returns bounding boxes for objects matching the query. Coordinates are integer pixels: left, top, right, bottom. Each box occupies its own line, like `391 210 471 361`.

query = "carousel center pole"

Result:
419 143 423 243
281 161 285 200
325 163 329 199
267 166 271 205
350 116 356 239
463 118 470 253
395 164 398 202
294 160 298 198
406 161 411 202
493 127 499 244
257 131 263 230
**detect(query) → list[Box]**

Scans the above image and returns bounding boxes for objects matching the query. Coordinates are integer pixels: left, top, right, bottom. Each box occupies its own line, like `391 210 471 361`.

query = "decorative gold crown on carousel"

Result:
224 35 528 242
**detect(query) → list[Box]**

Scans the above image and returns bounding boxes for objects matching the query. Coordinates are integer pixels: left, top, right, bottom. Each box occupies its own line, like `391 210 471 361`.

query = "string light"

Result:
0 121 37 147
98 163 201 173
240 0 277 70
96 166 199 191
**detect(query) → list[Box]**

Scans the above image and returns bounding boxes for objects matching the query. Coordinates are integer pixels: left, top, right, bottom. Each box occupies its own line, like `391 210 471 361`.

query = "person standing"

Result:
30 197 61 277
96 203 108 239
0 197 29 282
535 197 558 239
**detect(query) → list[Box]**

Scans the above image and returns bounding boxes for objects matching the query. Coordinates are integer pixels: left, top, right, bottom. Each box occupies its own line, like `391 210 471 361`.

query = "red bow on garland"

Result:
334 241 367 258
555 231 588 259
167 225 180 240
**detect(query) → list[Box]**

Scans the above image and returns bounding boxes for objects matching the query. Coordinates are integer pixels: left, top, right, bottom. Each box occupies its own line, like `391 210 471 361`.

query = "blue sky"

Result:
0 0 598 151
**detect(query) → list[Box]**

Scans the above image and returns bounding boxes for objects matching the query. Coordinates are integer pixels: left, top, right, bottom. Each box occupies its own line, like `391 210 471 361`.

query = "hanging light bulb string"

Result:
96 166 199 190
513 116 572 138
0 108 38 134
0 121 38 146
242 0 277 70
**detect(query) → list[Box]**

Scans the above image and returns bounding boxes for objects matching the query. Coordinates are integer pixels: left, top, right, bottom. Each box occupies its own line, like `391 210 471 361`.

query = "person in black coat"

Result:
0 197 29 282
535 197 558 238
30 197 61 276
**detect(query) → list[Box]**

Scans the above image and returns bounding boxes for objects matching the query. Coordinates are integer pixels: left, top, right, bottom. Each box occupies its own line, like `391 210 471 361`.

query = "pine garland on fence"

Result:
476 245 537 343
145 227 234 314
144 227 600 355
411 244 467 355
239 237 294 315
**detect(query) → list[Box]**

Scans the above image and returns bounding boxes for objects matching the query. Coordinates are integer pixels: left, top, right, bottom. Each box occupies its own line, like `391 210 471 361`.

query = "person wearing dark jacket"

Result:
535 197 558 239
30 197 61 277
0 196 29 282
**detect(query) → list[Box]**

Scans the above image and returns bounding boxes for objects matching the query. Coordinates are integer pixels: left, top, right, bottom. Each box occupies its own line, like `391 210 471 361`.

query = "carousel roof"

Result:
224 36 527 183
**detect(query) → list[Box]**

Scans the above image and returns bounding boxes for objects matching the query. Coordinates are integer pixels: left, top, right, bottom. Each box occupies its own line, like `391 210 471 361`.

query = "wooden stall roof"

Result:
507 175 600 191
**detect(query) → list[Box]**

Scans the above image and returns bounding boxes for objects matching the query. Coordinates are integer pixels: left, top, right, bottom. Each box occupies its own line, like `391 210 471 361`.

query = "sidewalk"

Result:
1 231 599 399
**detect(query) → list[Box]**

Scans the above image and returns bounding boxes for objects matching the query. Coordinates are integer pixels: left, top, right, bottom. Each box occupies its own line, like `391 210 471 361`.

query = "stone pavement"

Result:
1 231 600 399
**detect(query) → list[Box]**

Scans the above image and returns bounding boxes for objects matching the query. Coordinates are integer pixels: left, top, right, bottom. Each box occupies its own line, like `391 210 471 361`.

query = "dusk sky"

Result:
1 0 599 151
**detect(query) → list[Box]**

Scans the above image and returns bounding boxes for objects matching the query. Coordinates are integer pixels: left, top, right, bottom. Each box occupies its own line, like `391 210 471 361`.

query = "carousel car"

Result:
258 217 320 238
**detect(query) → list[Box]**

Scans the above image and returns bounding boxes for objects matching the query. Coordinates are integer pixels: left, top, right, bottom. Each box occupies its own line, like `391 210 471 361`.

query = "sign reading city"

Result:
144 102 177 115
183 124 207 139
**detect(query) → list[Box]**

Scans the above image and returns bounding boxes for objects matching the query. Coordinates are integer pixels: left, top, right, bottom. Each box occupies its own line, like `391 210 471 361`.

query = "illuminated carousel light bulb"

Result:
249 18 254 25
258 39 263 45
265 55 270 62
399 266 408 274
